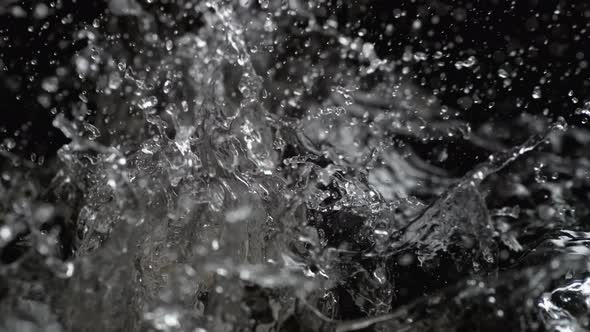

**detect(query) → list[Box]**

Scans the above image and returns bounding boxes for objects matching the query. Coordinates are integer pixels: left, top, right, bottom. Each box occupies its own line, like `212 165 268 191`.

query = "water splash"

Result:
1 1 589 332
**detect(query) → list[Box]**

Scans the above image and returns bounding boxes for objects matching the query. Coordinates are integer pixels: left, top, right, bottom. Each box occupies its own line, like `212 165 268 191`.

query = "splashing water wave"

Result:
1 1 590 331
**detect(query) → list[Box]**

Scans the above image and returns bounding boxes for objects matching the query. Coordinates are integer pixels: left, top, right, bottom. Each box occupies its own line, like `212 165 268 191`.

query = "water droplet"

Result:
108 72 123 89
258 0 269 9
498 68 509 78
532 86 542 99
42 77 59 93
138 96 158 110
163 80 172 94
0 226 13 243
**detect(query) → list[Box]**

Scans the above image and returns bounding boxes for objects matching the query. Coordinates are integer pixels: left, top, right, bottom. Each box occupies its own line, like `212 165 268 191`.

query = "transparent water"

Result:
1 1 590 331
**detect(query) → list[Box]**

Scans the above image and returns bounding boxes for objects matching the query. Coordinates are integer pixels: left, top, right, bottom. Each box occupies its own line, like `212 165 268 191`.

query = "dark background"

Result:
0 1 588 329
1 0 588 159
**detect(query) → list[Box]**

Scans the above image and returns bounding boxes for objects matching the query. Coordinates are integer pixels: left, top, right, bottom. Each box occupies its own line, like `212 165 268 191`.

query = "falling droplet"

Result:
42 77 59 93
532 86 542 99
163 80 172 94
108 72 123 89
498 68 509 78
258 0 269 9
138 96 158 110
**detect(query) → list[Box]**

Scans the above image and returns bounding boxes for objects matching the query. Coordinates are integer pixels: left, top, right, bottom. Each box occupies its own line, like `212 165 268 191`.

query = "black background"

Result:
1 0 588 158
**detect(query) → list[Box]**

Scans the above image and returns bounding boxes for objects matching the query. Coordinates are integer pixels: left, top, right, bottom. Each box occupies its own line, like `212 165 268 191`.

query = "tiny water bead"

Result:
532 86 543 99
